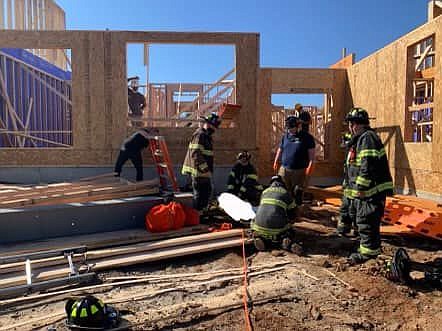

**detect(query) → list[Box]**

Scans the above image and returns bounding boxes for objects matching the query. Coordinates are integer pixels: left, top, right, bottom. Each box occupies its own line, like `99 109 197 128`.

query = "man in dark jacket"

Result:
227 151 263 206
343 108 394 264
251 176 301 253
114 128 155 181
181 113 221 211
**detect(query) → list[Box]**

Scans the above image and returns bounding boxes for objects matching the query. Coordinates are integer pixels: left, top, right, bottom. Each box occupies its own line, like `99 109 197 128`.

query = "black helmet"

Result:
345 107 369 125
202 112 221 128
298 111 311 124
269 175 284 186
285 115 299 129
66 295 120 329
237 150 251 161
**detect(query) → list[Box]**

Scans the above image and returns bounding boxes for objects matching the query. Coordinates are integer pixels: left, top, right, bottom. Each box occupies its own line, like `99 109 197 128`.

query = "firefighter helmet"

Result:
237 150 251 161
65 295 120 329
345 108 369 125
285 115 300 129
269 175 284 186
202 112 222 128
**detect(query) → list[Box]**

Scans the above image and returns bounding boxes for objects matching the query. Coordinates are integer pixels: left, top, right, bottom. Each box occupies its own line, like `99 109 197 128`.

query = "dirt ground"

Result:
0 204 441 331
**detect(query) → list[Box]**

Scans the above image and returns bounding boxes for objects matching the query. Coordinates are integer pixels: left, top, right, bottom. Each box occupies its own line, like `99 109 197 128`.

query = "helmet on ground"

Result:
269 175 284 186
385 248 412 284
345 107 369 125
65 295 120 329
298 111 311 124
294 103 303 111
66 295 106 328
237 150 251 161
201 112 221 128
285 115 300 129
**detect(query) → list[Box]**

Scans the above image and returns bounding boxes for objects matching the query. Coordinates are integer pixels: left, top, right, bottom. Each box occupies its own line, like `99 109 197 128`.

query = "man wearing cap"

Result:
343 107 393 264
114 127 158 181
273 115 316 206
226 151 263 206
182 113 221 211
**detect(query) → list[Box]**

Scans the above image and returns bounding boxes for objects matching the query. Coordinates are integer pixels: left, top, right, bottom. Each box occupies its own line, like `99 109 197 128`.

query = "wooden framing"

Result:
0 30 259 168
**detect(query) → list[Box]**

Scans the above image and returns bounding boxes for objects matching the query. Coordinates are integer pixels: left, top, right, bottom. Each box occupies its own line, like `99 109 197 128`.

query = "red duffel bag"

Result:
145 201 186 233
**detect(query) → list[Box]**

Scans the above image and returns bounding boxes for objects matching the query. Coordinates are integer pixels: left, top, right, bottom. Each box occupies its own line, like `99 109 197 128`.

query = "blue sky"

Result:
57 0 428 107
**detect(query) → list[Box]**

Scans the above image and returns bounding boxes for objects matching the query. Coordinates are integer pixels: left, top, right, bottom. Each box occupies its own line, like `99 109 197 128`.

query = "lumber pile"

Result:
0 229 250 298
0 173 159 208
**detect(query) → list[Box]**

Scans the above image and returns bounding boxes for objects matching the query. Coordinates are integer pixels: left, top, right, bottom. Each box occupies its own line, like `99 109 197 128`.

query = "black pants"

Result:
354 196 386 253
114 150 143 181
338 195 356 233
192 177 212 211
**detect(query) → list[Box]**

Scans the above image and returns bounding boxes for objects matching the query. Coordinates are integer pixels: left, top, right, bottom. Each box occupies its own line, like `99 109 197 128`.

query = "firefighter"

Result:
343 108 393 264
114 127 158 181
336 132 358 237
182 113 221 211
251 175 301 254
273 115 315 205
127 76 146 127
226 151 263 206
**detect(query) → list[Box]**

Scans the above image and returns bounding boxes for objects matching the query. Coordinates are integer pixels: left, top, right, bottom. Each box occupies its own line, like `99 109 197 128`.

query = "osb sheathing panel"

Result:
0 30 259 167
257 68 347 178
346 16 442 195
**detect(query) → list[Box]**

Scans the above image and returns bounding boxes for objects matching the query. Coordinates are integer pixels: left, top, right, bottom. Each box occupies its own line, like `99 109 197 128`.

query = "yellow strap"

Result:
261 198 287 209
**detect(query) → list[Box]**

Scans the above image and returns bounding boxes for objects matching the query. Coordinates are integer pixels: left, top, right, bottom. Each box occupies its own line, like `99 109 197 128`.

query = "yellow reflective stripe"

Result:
261 198 287 209
227 185 235 189
344 181 393 198
71 308 77 318
251 222 291 236
199 162 209 170
91 305 99 315
358 245 381 256
247 174 258 180
355 176 371 187
201 150 213 156
265 187 286 194
80 308 88 318
240 186 247 192
98 300 105 308
229 171 235 177
181 165 198 176
356 148 386 163
255 185 263 190
188 143 203 150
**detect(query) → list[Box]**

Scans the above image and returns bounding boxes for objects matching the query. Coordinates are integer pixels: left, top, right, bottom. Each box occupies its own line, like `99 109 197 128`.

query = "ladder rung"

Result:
154 151 163 157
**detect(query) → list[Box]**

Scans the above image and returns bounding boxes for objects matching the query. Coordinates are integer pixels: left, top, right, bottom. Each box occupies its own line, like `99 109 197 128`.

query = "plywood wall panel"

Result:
347 16 442 197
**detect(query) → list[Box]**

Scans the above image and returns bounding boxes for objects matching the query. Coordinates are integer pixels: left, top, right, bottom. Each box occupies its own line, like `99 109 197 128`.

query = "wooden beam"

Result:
415 44 432 71
14 0 25 30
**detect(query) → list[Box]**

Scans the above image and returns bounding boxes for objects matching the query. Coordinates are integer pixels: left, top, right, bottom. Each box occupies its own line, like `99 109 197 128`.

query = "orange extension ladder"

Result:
148 136 179 192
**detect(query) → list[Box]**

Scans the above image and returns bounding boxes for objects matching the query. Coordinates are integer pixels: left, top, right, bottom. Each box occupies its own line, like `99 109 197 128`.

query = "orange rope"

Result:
241 229 252 331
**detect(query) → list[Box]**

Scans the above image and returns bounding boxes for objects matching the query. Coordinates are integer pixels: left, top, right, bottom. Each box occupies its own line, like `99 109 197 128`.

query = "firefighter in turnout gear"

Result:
336 132 358 237
227 151 263 206
182 113 221 211
251 175 301 254
343 108 393 264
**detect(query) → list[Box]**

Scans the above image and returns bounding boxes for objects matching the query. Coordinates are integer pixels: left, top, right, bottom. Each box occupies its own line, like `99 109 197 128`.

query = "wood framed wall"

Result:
257 67 348 179
346 15 442 197
0 30 259 168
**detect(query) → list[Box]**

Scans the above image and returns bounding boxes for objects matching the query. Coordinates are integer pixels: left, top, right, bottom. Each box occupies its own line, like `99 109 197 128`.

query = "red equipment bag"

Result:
145 201 186 233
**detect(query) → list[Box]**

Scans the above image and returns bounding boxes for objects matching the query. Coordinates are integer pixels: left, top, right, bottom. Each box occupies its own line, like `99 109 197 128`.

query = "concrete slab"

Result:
0 193 192 244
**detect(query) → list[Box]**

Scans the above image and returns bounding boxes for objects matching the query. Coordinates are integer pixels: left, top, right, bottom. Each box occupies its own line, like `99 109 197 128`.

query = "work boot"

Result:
254 237 267 252
281 237 293 251
348 252 375 265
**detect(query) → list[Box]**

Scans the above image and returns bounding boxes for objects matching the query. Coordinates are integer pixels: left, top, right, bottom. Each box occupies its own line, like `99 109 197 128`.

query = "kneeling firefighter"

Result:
251 175 302 254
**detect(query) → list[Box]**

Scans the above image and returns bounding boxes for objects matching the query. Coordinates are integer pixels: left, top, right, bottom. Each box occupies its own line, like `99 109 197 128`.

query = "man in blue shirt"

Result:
273 115 315 205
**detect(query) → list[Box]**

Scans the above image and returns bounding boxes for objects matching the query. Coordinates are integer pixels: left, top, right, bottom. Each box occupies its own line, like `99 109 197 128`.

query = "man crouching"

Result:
251 175 302 254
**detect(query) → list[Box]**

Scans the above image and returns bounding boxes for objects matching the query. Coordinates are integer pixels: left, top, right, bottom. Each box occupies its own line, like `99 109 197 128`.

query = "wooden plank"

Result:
0 226 210 274
6 0 12 29
26 0 32 30
0 0 4 28
0 233 246 288
14 0 25 30
0 225 209 257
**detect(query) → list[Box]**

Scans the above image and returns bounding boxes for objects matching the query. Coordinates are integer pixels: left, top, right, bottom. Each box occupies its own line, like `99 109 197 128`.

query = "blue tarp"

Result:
0 48 71 81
